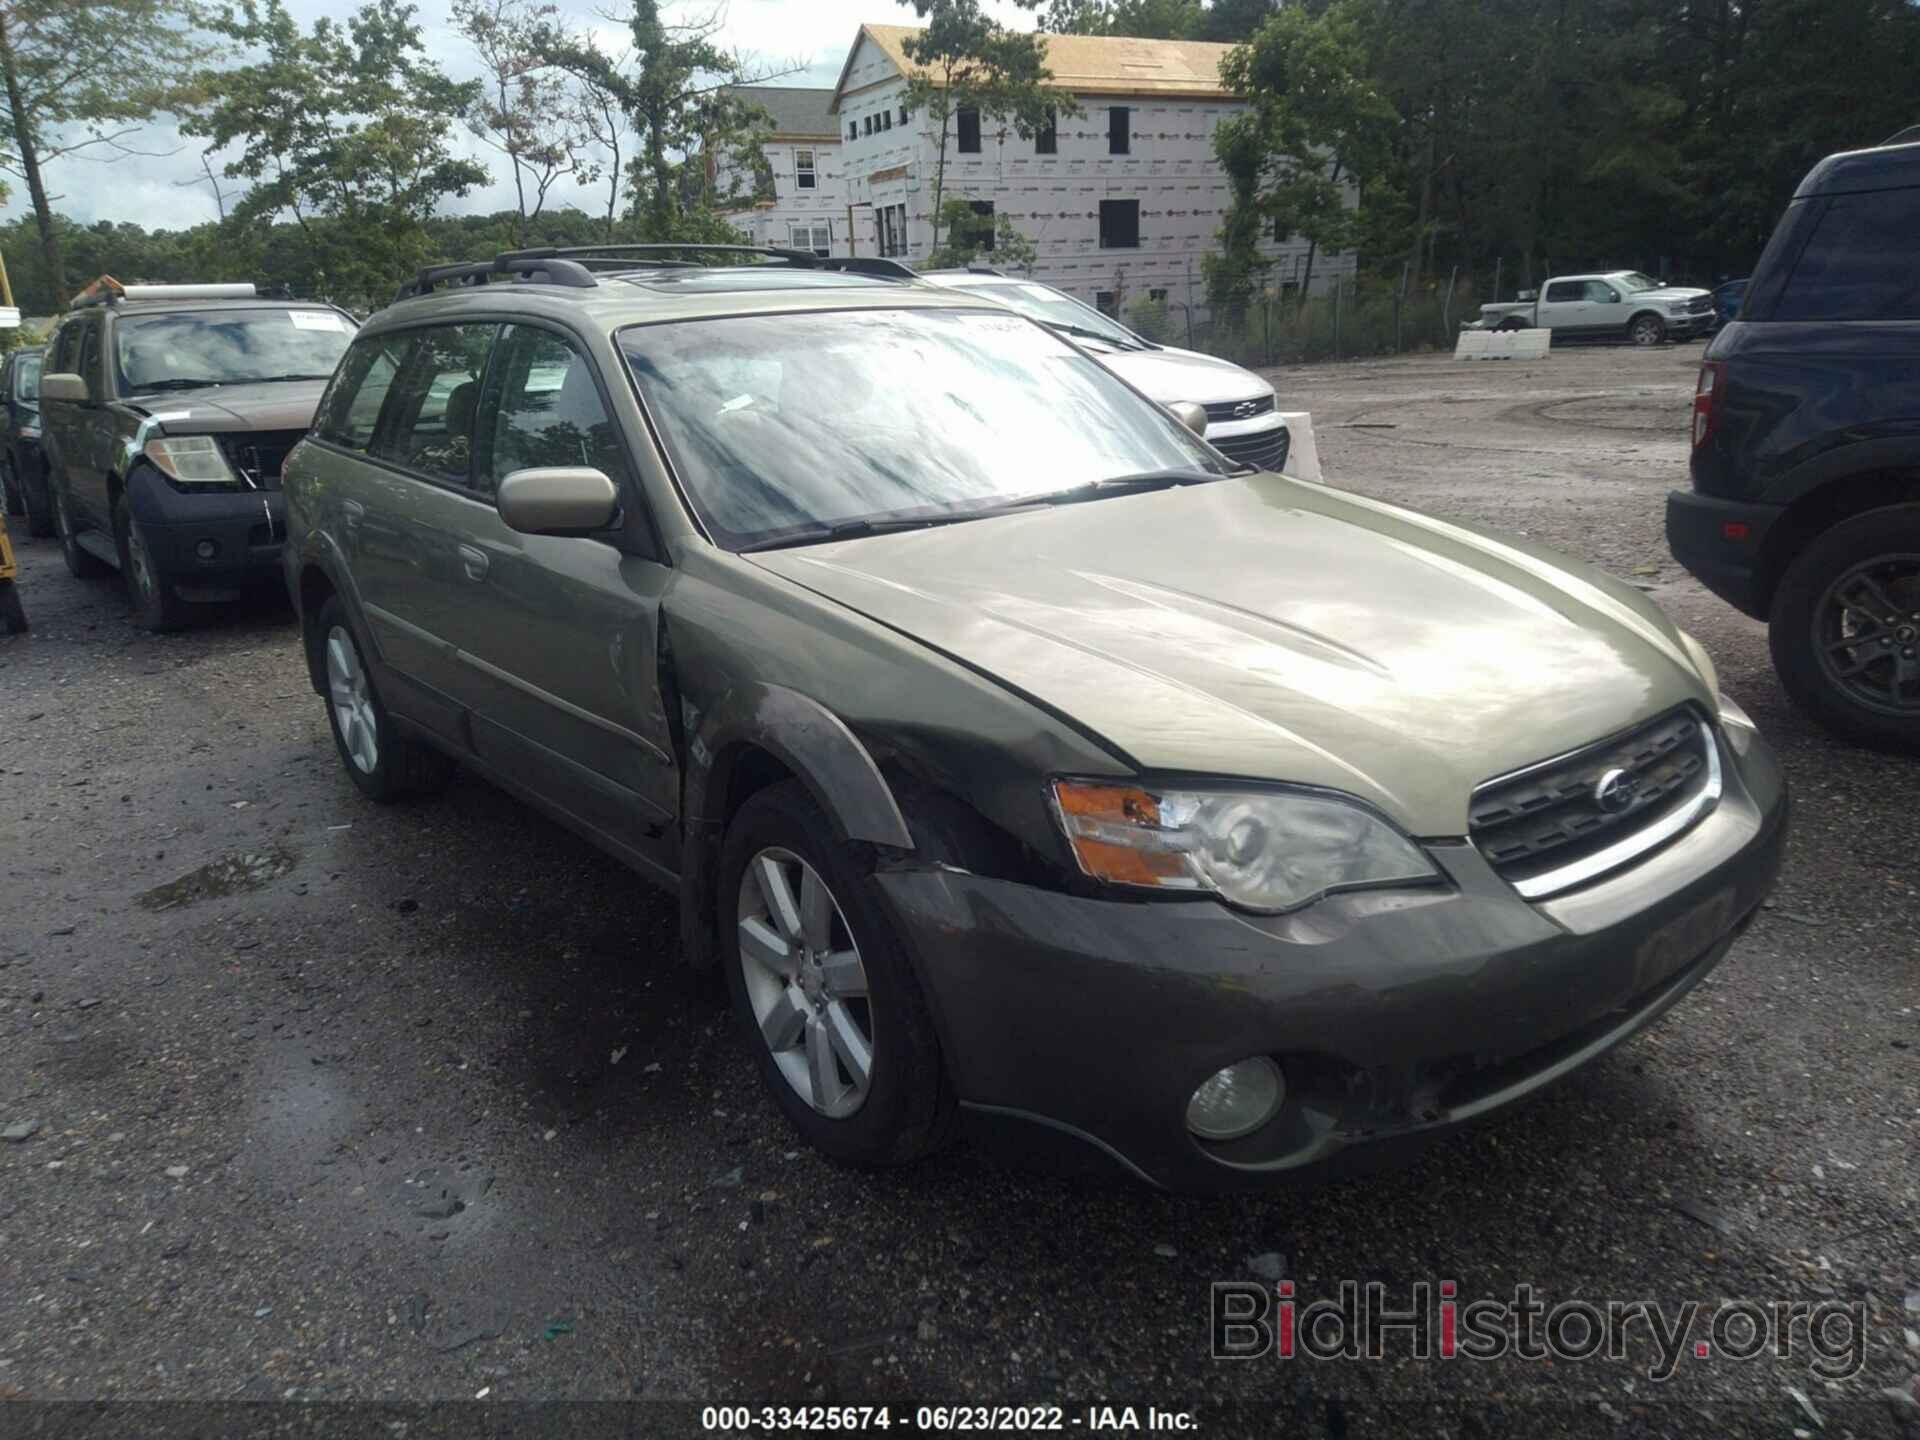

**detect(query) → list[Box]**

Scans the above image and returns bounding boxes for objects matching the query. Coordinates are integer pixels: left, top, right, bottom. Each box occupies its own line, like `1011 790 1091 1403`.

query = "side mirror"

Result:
1166 400 1208 437
496 466 619 536
1605 289 1621 304
39 372 88 404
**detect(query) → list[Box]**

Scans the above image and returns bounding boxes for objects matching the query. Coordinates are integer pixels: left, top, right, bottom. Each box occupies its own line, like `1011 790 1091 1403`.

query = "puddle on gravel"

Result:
137 845 298 910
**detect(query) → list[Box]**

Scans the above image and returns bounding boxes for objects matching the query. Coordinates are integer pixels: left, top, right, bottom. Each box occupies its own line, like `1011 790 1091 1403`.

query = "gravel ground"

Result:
1 343 1916 1437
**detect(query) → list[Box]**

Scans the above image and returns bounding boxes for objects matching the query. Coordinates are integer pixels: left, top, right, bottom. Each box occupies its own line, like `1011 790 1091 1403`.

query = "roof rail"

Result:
72 276 258 310
1883 124 1920 146
392 243 919 303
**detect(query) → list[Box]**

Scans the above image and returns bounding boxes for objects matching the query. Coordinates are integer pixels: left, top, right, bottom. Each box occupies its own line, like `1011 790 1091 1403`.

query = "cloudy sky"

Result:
44 0 1040 232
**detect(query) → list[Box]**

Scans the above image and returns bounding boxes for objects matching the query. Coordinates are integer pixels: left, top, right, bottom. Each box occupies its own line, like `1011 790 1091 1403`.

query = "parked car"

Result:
1470 271 1716 345
1668 136 1920 749
0 345 50 537
1710 278 1750 328
918 267 1293 473
39 279 357 630
284 244 1785 1192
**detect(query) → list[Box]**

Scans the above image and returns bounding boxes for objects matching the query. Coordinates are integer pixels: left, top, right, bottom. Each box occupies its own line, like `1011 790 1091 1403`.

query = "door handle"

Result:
457 543 489 582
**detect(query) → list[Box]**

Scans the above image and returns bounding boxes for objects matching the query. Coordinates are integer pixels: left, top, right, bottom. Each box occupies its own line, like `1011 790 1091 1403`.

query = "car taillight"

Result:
1692 361 1725 448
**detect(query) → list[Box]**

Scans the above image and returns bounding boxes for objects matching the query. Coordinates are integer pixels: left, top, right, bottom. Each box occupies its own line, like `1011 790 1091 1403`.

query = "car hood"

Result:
747 475 1709 836
1633 286 1711 304
131 379 330 433
1082 343 1272 407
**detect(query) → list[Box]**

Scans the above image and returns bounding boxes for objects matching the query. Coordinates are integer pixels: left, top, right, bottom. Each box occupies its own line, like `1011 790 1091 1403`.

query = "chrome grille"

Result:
1470 710 1719 898
1203 394 1276 424
218 430 306 490
1686 295 1712 314
1209 423 1291 473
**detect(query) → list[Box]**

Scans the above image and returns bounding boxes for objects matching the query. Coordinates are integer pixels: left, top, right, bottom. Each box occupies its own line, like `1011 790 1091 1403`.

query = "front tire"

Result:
720 780 955 1167
1629 313 1667 346
1769 505 1920 750
2 456 20 517
314 595 455 801
115 491 191 632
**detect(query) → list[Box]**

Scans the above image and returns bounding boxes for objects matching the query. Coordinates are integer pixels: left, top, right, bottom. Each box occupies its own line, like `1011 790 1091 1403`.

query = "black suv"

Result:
40 281 356 630
1667 137 1920 748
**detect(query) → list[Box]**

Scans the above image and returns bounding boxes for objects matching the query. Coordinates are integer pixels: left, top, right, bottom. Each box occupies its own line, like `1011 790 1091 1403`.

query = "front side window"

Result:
619 307 1224 551
369 324 497 484
314 334 409 451
15 352 41 400
78 321 103 393
476 325 627 499
794 148 816 189
1582 280 1619 303
1099 198 1139 249
114 308 355 394
1775 187 1920 321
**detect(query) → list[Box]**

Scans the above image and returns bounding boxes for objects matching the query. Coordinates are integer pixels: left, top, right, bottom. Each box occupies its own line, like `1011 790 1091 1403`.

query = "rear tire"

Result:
1497 319 1527 332
719 779 955 1167
1768 505 1920 751
1629 313 1667 346
314 595 455 801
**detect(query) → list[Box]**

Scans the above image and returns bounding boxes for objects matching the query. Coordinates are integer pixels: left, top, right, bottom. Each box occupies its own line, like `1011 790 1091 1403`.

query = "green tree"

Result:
926 197 1038 271
1037 0 1200 37
1215 1 1392 300
0 0 208 305
454 0 592 249
185 0 488 307
1197 0 1282 43
901 0 1076 252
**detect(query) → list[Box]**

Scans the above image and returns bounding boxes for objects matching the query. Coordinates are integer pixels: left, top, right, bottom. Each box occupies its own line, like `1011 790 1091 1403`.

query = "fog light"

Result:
195 539 219 560
1185 1057 1284 1141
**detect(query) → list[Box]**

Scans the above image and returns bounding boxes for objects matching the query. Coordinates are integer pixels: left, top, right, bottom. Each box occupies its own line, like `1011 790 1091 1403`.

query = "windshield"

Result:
15 352 40 401
1618 272 1662 292
115 309 356 392
619 307 1225 551
957 281 1147 349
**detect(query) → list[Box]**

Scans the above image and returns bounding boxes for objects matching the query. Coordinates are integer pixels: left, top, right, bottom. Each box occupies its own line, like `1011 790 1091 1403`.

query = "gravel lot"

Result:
1 344 1915 1436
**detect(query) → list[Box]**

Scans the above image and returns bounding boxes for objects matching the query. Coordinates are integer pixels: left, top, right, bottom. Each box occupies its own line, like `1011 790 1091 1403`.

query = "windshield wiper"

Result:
739 500 1049 553
1026 469 1227 504
247 373 338 383
133 378 226 392
1047 321 1145 351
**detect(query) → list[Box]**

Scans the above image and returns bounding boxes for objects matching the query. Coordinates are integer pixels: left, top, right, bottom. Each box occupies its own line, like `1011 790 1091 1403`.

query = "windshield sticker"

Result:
288 310 350 332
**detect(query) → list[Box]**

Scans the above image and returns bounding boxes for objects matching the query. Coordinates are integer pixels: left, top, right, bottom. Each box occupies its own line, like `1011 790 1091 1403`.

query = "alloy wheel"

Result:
325 624 381 773
1631 316 1664 346
1815 554 1920 717
735 847 874 1118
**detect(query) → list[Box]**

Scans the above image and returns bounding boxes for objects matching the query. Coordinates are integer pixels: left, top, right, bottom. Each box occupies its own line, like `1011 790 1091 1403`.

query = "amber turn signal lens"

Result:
1050 781 1194 888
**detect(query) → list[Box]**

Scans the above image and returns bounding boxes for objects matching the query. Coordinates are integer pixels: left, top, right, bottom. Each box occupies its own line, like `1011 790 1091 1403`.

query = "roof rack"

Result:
72 276 258 309
392 244 918 302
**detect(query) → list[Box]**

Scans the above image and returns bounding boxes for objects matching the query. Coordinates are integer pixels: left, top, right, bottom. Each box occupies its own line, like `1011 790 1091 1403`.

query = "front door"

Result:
42 316 109 532
432 322 679 875
1581 279 1628 334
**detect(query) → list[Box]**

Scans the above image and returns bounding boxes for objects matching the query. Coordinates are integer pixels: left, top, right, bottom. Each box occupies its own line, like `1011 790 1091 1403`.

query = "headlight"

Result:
1050 779 1438 913
144 434 236 485
20 425 37 440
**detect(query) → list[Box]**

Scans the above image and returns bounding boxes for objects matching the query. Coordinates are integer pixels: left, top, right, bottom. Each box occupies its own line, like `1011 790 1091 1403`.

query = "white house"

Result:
825 24 1355 318
714 86 849 256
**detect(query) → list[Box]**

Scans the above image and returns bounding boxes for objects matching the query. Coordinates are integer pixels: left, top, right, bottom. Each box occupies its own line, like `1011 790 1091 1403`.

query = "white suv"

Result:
918 269 1294 473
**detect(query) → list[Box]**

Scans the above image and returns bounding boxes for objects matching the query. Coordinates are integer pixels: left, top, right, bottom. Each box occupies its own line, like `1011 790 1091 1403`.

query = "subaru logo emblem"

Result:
1593 767 1638 813
1233 400 1259 419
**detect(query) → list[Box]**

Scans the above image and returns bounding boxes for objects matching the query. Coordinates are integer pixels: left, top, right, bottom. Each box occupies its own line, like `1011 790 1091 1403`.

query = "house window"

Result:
877 202 909 258
1035 109 1057 155
882 110 892 131
1148 288 1168 302
847 120 857 141
790 221 831 257
969 199 995 253
1095 290 1118 316
863 115 873 135
794 149 816 190
957 106 981 153
1099 198 1140 249
1108 106 1130 155
899 105 909 125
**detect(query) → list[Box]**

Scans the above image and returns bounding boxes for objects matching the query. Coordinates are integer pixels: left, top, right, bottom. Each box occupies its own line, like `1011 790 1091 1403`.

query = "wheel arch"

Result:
678 683 914 969
1756 471 1920 613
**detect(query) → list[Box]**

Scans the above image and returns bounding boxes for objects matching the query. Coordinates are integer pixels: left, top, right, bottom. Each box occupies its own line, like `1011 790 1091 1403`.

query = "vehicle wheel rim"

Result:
1814 553 1920 716
325 624 381 773
735 847 874 1119
1633 319 1660 345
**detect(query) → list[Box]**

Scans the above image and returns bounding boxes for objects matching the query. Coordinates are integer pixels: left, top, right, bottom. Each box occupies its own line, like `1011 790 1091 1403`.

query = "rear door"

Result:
431 321 679 875
1536 279 1592 333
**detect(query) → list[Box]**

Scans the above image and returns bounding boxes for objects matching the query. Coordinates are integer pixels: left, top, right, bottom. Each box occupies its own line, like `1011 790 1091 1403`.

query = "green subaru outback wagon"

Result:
283 245 1787 1191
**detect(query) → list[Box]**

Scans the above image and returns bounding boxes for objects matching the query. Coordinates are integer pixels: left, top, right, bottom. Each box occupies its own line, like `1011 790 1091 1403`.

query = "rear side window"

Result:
1544 281 1584 302
314 334 410 451
1774 186 1920 321
369 325 498 485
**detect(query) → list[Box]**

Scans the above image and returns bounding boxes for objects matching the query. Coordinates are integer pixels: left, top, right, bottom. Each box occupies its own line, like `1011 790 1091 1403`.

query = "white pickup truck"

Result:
1469 270 1715 345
